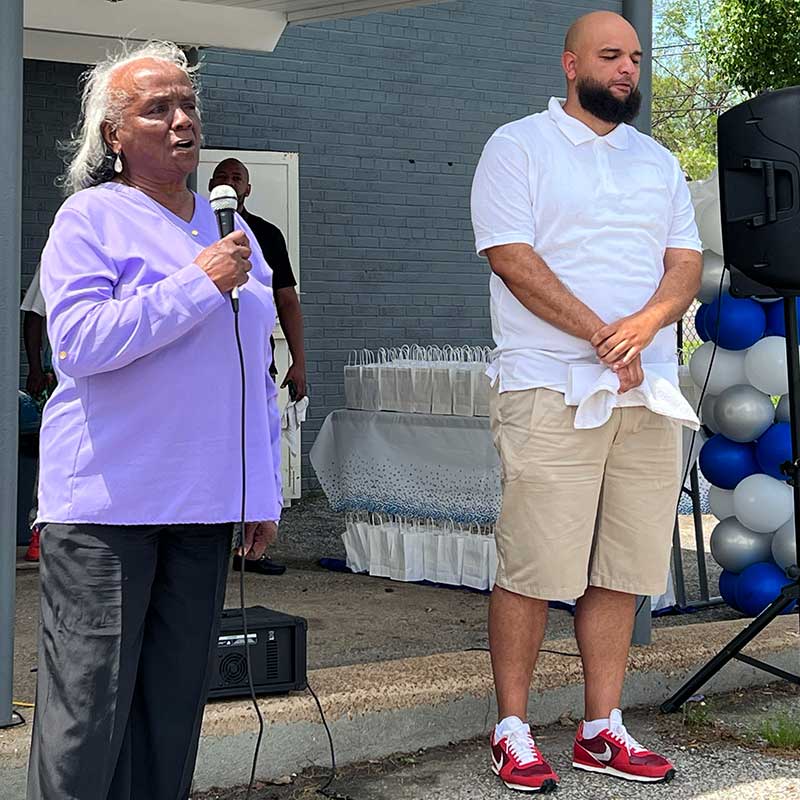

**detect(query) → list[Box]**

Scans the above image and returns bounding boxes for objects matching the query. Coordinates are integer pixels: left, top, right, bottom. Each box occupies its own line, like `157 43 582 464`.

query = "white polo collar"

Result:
547 96 630 150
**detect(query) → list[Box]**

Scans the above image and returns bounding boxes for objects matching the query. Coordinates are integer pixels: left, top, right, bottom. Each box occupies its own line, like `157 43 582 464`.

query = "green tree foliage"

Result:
705 0 800 94
652 0 736 180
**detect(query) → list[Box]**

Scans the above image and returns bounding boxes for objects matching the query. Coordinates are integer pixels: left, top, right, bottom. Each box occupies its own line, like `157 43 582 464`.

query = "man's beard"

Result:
577 77 642 125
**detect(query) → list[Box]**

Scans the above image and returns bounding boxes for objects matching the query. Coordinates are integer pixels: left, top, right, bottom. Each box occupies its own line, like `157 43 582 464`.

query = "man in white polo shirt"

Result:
471 11 702 793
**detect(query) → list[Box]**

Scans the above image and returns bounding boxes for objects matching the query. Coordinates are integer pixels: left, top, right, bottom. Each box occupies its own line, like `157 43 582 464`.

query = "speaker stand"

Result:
661 297 800 713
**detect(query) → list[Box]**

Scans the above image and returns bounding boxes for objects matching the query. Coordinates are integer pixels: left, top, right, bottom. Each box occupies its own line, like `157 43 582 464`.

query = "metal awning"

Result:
24 0 445 63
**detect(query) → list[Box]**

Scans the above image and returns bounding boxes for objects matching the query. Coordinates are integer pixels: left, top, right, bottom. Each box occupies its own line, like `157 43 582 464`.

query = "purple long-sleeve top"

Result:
37 182 283 525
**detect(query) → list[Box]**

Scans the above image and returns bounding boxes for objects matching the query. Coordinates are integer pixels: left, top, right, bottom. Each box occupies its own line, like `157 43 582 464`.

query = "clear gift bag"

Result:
378 348 402 413
343 350 363 410
411 345 433 414
421 517 440 582
342 512 370 573
434 521 465 586
473 347 492 418
430 345 455 416
393 345 416 414
388 517 425 582
461 524 491 590
488 526 498 589
367 514 394 578
360 349 381 412
452 347 477 417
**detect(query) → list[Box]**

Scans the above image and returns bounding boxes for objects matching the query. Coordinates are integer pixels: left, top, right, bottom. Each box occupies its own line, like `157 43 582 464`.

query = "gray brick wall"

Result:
20 0 621 491
200 0 621 487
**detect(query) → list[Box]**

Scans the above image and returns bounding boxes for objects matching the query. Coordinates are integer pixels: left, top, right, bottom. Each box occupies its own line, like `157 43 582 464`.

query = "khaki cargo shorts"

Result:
489 385 682 601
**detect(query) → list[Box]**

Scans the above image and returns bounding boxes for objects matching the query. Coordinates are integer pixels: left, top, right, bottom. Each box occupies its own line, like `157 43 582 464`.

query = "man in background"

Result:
210 157 307 576
21 264 55 562
21 265 55 408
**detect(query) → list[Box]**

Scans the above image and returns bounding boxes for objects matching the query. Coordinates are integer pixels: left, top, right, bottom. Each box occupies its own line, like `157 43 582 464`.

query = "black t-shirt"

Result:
241 210 297 378
241 209 297 291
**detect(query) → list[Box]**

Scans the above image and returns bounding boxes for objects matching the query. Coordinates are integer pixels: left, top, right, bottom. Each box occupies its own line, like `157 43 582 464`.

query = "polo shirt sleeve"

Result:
471 133 536 256
666 159 703 252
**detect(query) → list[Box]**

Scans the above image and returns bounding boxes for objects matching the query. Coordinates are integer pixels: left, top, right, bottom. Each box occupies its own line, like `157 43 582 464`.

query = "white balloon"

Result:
691 169 724 255
689 341 747 396
744 337 790 396
709 486 736 521
734 474 793 533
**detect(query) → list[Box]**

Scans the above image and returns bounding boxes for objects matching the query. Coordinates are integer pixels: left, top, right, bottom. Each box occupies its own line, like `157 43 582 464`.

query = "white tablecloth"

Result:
310 410 501 524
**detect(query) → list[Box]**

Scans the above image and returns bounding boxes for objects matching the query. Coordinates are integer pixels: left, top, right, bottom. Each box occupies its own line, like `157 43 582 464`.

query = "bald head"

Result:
564 11 639 56
213 158 249 183
561 11 643 127
209 158 251 211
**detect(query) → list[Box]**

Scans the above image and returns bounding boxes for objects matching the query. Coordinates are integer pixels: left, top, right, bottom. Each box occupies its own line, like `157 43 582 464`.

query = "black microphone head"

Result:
209 184 238 214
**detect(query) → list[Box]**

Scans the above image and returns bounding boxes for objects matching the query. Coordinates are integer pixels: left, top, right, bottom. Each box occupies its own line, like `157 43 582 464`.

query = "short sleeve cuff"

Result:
475 233 536 256
666 238 703 253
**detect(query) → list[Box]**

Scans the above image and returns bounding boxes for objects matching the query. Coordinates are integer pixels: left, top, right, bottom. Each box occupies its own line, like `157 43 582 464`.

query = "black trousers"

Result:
27 522 232 800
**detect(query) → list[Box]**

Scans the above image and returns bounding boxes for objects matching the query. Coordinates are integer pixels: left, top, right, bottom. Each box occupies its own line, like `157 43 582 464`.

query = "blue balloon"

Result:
695 304 710 343
764 298 800 338
704 294 766 350
735 561 797 617
699 434 761 490
756 422 793 481
719 570 741 610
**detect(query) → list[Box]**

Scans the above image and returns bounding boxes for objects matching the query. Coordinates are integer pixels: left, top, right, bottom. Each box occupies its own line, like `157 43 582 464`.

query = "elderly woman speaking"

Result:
27 43 282 800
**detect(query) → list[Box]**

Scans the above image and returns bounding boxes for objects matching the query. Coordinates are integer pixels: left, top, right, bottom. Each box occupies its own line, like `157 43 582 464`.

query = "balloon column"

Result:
689 171 798 616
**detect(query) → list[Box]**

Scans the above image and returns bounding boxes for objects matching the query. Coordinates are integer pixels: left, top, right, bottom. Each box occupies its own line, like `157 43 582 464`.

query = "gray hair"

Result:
59 41 200 196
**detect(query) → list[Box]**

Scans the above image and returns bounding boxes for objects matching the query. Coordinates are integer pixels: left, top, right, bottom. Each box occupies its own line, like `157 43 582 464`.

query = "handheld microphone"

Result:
209 184 240 311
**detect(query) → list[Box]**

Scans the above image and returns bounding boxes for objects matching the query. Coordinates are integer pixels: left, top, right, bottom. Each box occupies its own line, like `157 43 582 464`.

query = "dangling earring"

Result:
114 153 123 174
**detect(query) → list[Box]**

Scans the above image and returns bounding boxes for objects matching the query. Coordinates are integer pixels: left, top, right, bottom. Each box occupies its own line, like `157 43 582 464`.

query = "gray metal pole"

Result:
623 0 654 646
0 0 23 728
623 0 653 135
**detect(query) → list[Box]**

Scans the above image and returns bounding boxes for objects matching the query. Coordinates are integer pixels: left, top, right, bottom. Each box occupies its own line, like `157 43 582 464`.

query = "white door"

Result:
197 149 302 503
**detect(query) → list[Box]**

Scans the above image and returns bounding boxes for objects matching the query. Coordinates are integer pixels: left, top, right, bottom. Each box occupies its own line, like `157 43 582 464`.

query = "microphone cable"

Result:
231 296 265 800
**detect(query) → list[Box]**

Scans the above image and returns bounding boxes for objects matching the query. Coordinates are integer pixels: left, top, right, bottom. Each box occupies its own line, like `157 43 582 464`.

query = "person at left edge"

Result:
26 42 282 800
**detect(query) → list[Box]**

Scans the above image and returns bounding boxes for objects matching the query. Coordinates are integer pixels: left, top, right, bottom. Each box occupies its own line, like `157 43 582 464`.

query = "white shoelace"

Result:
607 722 647 754
505 727 539 766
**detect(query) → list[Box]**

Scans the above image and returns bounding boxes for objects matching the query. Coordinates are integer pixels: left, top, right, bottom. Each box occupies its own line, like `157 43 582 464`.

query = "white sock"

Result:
496 715 527 739
582 717 610 739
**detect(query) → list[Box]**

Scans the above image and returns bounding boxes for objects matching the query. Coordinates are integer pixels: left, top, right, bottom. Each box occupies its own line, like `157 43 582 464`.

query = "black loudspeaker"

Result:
718 86 800 295
207 606 307 699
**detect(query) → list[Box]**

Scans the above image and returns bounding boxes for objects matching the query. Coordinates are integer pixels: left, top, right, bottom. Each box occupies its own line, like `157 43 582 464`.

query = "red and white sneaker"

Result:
491 721 559 793
573 709 675 783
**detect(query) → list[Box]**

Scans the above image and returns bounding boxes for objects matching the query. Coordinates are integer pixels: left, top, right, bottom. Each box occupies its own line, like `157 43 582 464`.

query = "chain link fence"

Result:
679 299 703 365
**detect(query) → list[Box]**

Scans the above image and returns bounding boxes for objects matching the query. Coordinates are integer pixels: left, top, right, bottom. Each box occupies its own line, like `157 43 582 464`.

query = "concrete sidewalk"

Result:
197 683 800 800
2 615 796 798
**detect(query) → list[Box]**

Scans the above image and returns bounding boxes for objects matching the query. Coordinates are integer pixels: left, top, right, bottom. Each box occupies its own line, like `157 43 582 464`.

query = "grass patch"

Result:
756 713 800 750
682 698 716 731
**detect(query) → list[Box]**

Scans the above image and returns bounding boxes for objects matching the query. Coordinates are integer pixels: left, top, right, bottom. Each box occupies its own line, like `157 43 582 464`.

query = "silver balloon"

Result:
701 394 720 433
776 394 790 423
772 519 798 575
710 517 774 573
697 250 730 304
714 384 775 443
